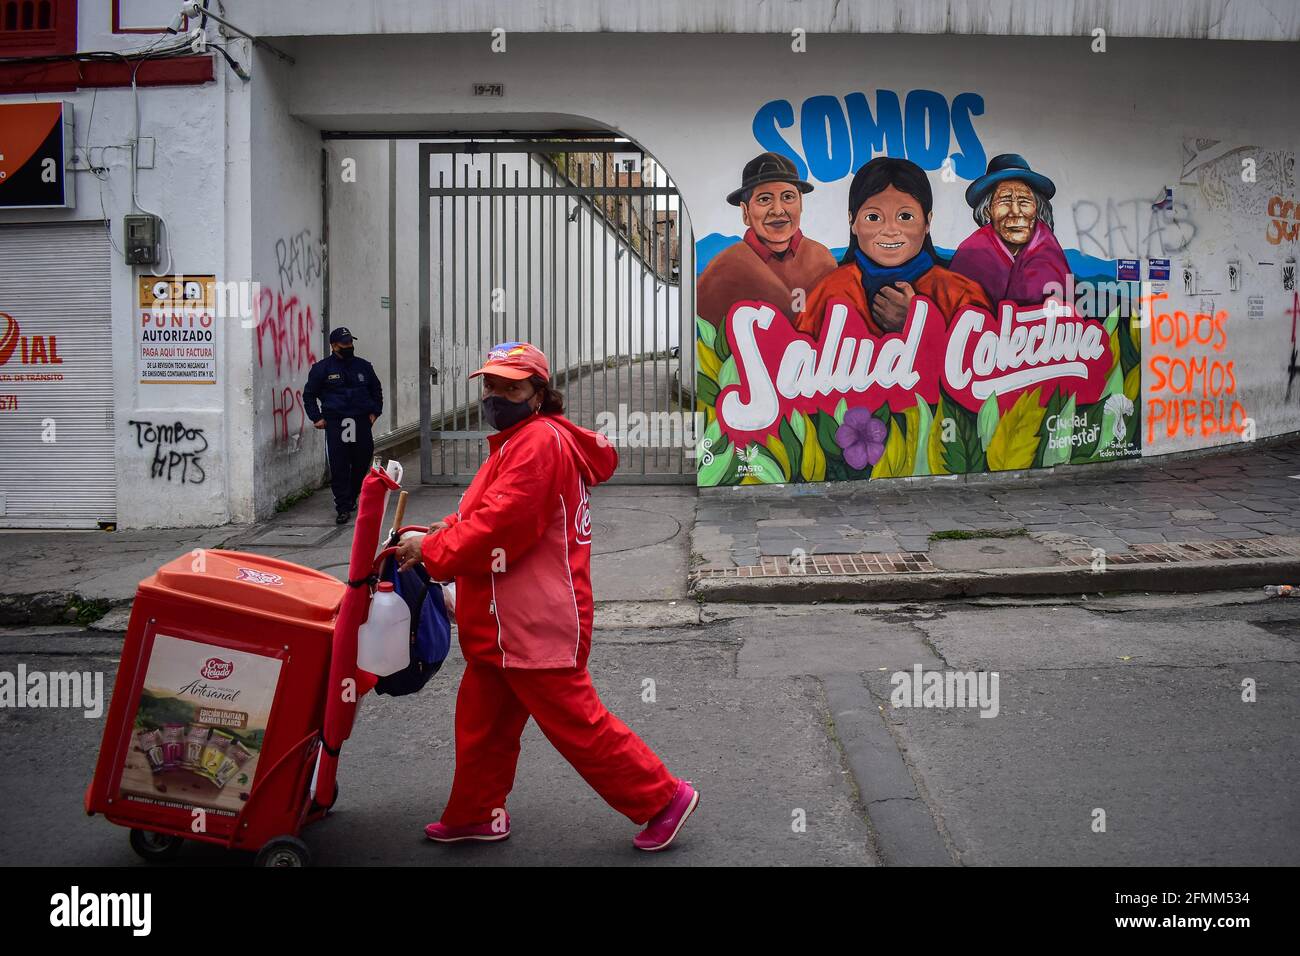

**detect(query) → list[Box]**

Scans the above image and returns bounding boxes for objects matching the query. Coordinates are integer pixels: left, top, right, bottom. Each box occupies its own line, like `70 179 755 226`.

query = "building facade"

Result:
0 1 1296 525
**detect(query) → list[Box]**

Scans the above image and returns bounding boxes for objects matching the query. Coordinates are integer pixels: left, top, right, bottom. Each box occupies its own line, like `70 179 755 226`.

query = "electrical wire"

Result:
130 56 174 277
4 4 249 271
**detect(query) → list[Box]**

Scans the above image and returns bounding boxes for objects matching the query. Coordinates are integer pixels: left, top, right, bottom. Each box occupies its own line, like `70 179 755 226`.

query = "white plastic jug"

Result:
357 582 410 677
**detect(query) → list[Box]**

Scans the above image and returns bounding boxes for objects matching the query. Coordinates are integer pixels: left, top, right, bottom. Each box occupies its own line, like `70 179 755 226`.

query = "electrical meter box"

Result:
125 214 161 265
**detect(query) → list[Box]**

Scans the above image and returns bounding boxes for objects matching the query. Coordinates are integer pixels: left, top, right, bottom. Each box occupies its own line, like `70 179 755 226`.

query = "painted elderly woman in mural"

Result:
948 153 1070 305
795 157 990 339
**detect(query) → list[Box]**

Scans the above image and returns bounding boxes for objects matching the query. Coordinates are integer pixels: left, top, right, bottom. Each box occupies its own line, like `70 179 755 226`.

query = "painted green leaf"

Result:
987 388 1046 471
815 411 844 460
719 446 742 485
789 410 807 444
977 393 1001 452
799 412 826 481
1124 364 1140 404
833 398 848 425
1071 401 1107 462
746 444 787 484
697 439 734 486
927 396 950 476
1118 312 1141 374
694 317 717 351
696 337 721 382
911 393 933 477
718 355 740 390
1040 393 1076 468
779 418 802 477
944 400 986 473
695 372 719 407
870 417 910 479
764 435 792 480
714 324 732 362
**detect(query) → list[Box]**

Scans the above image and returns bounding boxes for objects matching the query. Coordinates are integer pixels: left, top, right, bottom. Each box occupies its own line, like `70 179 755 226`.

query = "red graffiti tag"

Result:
271 386 308 444
256 288 318 378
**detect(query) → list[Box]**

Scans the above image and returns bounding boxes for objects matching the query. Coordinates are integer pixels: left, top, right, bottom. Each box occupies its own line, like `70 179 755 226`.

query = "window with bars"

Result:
0 0 77 57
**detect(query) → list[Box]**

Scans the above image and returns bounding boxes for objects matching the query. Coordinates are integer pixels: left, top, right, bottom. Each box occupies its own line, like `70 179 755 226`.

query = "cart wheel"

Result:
128 828 184 863
255 836 312 868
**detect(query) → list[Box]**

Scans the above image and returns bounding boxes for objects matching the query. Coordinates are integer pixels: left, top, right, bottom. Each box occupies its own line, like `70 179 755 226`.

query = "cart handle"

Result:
370 547 399 576
373 523 444 577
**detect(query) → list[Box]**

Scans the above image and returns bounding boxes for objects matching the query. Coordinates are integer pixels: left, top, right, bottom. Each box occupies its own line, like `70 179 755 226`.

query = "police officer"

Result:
303 327 384 524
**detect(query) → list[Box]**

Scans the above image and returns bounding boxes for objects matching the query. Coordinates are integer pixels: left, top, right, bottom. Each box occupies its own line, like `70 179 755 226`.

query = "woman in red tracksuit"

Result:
396 341 699 851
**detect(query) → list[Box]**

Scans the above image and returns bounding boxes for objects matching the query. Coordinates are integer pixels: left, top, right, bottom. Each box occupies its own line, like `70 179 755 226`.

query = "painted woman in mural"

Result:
795 157 990 338
948 153 1070 305
696 152 838 330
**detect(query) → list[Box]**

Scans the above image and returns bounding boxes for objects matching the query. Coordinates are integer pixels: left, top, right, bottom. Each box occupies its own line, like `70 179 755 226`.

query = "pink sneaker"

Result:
424 811 511 843
634 780 699 851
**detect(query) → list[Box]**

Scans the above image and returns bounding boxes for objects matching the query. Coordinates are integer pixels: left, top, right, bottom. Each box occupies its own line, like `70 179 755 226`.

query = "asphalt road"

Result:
0 590 1295 866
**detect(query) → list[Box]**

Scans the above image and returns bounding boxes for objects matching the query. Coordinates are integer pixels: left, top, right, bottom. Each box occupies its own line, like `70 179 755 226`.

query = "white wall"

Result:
248 49 329 512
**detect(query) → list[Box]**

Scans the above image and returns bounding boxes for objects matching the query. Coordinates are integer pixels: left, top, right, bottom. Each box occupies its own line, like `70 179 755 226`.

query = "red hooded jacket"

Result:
420 413 618 669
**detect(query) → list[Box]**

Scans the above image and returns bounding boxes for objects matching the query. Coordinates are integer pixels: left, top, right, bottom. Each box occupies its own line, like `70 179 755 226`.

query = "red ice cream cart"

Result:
85 466 405 866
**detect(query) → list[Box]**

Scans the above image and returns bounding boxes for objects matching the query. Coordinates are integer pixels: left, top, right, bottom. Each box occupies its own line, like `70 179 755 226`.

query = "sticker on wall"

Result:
1117 259 1141 282
1149 258 1171 281
138 276 218 384
695 151 1142 486
1247 295 1265 321
1228 261 1241 293
1284 258 1296 292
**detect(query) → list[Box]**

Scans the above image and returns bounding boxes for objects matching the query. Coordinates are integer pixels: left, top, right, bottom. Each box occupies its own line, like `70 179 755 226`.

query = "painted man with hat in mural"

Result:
696 151 838 331
949 153 1071 306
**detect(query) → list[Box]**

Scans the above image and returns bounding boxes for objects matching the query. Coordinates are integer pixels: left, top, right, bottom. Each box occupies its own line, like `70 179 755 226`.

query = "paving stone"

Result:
1115 529 1169 544
1242 521 1295 535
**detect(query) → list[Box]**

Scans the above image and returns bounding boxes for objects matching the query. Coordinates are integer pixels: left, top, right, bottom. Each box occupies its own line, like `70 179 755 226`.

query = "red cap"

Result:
468 341 550 382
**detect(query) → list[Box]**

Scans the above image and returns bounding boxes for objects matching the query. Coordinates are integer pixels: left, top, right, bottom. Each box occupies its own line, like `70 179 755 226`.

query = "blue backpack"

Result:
373 558 452 696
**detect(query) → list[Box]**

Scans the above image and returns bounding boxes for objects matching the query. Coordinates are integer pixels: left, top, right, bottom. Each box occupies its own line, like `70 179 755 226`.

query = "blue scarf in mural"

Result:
854 247 934 302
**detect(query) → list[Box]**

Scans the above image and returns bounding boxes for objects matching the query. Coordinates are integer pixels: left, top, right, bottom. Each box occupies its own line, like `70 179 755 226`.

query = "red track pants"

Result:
439 660 678 827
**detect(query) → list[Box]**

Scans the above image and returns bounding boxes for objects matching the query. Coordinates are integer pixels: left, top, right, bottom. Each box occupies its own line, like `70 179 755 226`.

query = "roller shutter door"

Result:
0 221 117 528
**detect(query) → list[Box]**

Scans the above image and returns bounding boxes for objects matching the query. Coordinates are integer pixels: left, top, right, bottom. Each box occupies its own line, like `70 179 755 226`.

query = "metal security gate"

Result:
417 138 696 483
0 221 117 528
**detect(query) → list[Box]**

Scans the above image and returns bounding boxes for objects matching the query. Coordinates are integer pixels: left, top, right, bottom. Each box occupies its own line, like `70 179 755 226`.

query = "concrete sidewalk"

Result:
692 438 1300 602
0 448 696 629
4 440 1300 626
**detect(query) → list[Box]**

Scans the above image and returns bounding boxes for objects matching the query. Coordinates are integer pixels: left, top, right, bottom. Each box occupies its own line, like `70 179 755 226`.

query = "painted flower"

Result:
1104 393 1135 442
835 408 888 470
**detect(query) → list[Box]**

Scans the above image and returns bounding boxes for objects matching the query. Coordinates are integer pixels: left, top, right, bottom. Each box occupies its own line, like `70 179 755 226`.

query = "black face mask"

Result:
336 346 354 359
481 394 537 431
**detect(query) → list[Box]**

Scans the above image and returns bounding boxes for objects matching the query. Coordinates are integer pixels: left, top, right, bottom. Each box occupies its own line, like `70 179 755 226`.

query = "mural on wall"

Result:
695 91 1143 486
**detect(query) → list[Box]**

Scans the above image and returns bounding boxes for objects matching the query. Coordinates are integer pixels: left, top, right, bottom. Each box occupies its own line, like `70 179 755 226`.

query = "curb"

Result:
689 556 1300 603
0 592 130 628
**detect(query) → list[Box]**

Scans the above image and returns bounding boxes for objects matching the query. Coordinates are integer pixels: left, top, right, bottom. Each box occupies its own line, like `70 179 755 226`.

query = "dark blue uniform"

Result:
303 351 384 514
